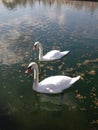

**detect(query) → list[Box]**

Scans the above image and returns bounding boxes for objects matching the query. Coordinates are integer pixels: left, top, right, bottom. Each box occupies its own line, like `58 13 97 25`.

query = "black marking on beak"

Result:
33 44 37 50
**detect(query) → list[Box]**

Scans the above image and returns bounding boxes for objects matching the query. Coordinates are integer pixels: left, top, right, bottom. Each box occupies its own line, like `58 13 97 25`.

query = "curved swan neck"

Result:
38 43 43 60
33 63 39 89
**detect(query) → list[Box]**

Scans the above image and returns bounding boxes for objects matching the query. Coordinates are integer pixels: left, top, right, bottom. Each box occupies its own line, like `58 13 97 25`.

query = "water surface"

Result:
0 0 98 129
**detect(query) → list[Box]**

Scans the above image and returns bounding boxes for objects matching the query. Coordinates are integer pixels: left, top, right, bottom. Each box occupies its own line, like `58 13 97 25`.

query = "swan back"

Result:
43 50 69 61
37 75 80 94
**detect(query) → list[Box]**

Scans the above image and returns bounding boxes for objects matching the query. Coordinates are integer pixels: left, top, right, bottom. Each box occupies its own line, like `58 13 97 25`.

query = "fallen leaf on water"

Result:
61 62 65 65
66 68 74 72
71 105 77 110
76 93 86 100
21 64 26 67
49 66 54 71
93 99 98 107
91 120 98 125
80 73 85 80
80 107 86 111
58 65 63 70
83 58 98 65
77 63 81 67
40 64 44 67
88 70 96 75
83 60 89 65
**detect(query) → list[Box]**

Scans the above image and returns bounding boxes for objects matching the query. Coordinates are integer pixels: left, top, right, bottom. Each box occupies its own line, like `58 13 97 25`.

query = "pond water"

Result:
0 0 98 130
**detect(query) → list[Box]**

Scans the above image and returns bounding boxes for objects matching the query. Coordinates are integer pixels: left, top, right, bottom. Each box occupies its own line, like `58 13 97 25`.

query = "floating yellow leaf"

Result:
76 93 86 99
66 68 73 72
93 99 98 106
49 66 54 71
83 60 89 65
40 64 44 67
80 107 86 111
91 120 98 125
58 65 63 70
88 70 96 75
71 105 76 110
21 64 26 67
77 63 81 67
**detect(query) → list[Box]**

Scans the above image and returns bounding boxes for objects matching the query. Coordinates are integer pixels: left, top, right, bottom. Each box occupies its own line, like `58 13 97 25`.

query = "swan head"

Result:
25 62 36 74
33 41 41 50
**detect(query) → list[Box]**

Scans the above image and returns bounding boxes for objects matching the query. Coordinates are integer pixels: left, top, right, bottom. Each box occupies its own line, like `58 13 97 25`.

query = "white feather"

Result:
25 62 80 94
33 41 69 61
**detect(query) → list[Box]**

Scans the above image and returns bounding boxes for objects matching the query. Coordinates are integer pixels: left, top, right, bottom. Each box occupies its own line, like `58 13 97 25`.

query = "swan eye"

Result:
28 66 32 70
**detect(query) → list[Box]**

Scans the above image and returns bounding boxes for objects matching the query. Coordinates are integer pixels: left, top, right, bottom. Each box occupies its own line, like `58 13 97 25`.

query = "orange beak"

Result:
25 68 30 74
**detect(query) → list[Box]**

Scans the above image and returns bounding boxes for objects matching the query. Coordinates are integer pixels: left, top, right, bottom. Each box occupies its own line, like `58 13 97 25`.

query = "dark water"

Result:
0 0 98 130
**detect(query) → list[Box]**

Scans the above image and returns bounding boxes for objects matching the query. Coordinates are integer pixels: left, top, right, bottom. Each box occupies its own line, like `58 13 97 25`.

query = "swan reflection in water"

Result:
36 91 78 111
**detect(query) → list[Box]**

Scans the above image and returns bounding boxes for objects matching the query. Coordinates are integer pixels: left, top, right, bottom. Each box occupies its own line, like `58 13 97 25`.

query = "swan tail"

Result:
70 76 80 85
61 51 70 55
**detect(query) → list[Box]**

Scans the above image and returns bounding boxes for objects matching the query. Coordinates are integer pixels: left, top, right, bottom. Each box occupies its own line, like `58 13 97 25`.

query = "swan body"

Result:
25 62 80 94
33 41 69 61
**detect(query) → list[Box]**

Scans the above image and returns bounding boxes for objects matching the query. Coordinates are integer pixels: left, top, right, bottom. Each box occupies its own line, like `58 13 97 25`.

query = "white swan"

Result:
25 62 80 94
33 41 69 61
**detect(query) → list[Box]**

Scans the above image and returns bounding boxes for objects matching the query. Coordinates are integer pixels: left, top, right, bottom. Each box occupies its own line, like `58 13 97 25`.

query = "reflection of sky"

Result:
0 1 98 65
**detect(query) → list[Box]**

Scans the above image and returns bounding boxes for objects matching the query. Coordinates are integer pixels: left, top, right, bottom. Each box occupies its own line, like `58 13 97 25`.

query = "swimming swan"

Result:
25 62 80 94
33 41 69 61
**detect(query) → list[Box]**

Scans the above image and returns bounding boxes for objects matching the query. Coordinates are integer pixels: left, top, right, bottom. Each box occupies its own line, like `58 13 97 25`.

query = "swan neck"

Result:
39 43 43 60
33 63 39 89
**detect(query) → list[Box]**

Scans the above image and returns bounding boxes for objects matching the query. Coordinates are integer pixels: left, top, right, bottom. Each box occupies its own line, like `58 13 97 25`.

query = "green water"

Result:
0 0 98 129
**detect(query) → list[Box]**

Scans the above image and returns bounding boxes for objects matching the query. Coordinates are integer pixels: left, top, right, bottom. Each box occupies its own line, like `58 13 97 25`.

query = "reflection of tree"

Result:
2 0 34 9
2 0 98 11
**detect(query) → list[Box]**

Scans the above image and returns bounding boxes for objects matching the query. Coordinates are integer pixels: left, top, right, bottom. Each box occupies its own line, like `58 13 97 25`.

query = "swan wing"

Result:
37 76 79 94
43 50 69 60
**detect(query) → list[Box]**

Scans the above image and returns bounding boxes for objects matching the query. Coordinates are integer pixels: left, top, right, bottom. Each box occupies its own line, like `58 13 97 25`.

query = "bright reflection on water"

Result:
0 0 98 129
